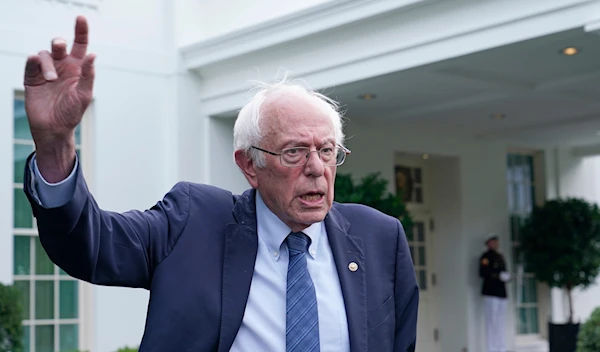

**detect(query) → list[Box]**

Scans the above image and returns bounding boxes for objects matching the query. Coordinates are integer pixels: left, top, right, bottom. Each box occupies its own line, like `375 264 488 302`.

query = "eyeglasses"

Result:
251 144 351 167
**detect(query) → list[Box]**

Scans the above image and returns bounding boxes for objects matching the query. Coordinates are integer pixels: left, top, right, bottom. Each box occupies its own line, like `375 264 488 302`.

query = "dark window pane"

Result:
530 307 539 333
35 325 54 352
527 155 535 182
512 247 522 269
406 227 414 241
35 237 54 275
14 235 30 275
518 307 527 334
14 188 32 228
510 215 518 242
409 246 414 263
60 324 78 351
418 246 426 266
14 144 34 183
23 325 30 352
413 168 422 183
523 183 533 212
415 222 425 242
14 99 33 141
419 270 427 290
523 277 538 303
415 187 423 203
60 281 78 319
35 281 54 319
13 280 30 320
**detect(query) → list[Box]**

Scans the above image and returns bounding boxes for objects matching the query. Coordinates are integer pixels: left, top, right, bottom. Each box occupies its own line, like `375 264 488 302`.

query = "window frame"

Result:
12 93 94 352
507 149 549 340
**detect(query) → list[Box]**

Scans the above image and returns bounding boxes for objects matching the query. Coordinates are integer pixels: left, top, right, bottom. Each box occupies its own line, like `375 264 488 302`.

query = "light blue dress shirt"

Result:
230 191 349 351
30 156 350 352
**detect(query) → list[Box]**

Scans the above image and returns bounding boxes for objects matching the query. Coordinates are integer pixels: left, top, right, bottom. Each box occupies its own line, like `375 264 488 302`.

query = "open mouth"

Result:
300 192 324 202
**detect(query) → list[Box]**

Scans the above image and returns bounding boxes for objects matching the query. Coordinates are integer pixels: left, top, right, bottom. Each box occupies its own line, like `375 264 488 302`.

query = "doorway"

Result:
395 155 440 352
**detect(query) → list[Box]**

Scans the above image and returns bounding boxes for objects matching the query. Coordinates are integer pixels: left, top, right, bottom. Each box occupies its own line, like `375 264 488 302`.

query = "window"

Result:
507 153 540 335
407 221 428 290
12 95 82 352
395 165 423 203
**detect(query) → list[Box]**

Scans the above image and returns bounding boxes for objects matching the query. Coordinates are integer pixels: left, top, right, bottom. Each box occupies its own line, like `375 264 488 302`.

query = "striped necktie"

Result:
285 231 320 352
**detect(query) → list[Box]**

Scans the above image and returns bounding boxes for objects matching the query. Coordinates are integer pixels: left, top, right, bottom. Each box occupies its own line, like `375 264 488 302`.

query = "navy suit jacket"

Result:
23 157 418 352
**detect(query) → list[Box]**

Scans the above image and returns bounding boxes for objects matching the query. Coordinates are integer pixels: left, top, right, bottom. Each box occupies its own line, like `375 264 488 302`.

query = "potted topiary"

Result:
519 198 600 352
334 172 413 230
576 306 600 352
0 283 24 352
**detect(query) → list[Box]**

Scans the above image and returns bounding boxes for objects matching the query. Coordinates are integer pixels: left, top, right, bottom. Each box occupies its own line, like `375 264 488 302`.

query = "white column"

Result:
0 85 13 284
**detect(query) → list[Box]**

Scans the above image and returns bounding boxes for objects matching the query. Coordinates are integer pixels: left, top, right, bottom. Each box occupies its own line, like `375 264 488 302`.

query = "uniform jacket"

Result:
479 249 508 298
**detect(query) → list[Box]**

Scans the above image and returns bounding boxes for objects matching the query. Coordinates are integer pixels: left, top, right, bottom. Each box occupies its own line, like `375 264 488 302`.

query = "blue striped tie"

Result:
286 232 320 352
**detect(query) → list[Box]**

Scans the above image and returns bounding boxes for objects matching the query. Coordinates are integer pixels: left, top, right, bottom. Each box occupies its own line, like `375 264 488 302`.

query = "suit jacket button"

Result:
348 262 358 272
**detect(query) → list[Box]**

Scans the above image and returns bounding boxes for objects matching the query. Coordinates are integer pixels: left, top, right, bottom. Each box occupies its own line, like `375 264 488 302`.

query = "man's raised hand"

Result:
23 16 96 182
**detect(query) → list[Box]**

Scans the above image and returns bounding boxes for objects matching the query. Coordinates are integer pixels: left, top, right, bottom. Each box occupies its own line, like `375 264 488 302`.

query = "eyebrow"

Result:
280 139 336 149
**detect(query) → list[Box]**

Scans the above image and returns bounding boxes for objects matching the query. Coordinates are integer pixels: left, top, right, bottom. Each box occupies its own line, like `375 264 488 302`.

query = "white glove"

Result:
500 271 511 282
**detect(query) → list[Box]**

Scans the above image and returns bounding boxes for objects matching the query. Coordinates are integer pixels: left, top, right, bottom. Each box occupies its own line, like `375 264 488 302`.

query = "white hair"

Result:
233 78 345 168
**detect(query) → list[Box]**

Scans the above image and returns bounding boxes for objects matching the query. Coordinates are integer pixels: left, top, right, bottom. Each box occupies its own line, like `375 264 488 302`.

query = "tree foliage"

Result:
520 198 600 323
0 283 24 352
576 306 600 352
335 172 413 231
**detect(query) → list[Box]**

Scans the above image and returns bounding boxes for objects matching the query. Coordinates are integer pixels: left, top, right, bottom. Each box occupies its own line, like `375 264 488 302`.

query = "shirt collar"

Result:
255 190 323 260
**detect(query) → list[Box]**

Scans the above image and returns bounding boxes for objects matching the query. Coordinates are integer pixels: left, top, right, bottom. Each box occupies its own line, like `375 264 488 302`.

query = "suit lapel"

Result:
218 189 259 352
325 206 368 352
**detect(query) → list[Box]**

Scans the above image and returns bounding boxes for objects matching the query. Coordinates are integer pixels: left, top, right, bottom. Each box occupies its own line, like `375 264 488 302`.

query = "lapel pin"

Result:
348 262 358 272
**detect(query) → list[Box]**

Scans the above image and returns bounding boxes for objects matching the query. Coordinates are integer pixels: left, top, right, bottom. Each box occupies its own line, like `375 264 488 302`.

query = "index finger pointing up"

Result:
70 16 89 59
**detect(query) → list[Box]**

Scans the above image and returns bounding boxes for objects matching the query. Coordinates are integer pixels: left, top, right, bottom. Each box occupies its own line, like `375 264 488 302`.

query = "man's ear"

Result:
235 149 259 188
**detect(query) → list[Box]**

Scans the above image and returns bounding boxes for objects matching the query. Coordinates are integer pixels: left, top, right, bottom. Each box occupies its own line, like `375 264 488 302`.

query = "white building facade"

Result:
2 0 600 351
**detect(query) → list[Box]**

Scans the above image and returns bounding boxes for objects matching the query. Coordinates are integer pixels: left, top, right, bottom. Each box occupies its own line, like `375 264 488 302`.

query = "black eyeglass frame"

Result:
251 144 351 167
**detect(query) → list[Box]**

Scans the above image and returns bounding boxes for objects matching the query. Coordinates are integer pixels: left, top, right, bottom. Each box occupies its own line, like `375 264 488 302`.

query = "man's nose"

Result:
304 150 325 176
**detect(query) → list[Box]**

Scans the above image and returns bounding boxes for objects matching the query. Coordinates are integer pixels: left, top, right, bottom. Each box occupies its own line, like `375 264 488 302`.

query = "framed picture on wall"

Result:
395 165 412 202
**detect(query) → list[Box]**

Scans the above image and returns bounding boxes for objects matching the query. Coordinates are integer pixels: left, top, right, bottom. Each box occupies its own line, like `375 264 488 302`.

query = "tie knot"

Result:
286 232 310 253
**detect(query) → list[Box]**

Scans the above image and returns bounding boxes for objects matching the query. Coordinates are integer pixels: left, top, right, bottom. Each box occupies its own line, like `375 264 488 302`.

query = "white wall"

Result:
175 0 334 46
545 147 600 325
0 1 181 351
208 116 251 195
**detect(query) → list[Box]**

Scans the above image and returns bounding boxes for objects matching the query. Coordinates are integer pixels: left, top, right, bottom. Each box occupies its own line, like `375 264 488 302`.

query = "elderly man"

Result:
21 16 418 352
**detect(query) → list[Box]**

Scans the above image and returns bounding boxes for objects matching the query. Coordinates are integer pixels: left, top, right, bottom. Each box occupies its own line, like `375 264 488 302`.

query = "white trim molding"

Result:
179 0 434 69
180 0 600 117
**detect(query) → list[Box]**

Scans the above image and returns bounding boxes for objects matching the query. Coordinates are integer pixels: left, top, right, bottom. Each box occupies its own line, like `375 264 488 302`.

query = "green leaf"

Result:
576 307 600 352
334 172 413 232
519 198 600 322
0 283 24 352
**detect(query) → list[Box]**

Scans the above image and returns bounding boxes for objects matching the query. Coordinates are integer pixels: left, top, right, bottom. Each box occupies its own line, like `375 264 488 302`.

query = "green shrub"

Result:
0 283 24 352
115 347 138 352
520 198 600 323
576 307 600 352
334 172 413 231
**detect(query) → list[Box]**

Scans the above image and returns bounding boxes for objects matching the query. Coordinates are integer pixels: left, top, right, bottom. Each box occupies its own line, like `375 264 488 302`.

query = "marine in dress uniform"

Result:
479 235 511 352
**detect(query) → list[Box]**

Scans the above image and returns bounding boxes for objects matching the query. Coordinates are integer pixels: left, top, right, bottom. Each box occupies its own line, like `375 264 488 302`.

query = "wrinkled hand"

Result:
24 15 95 144
23 16 95 182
